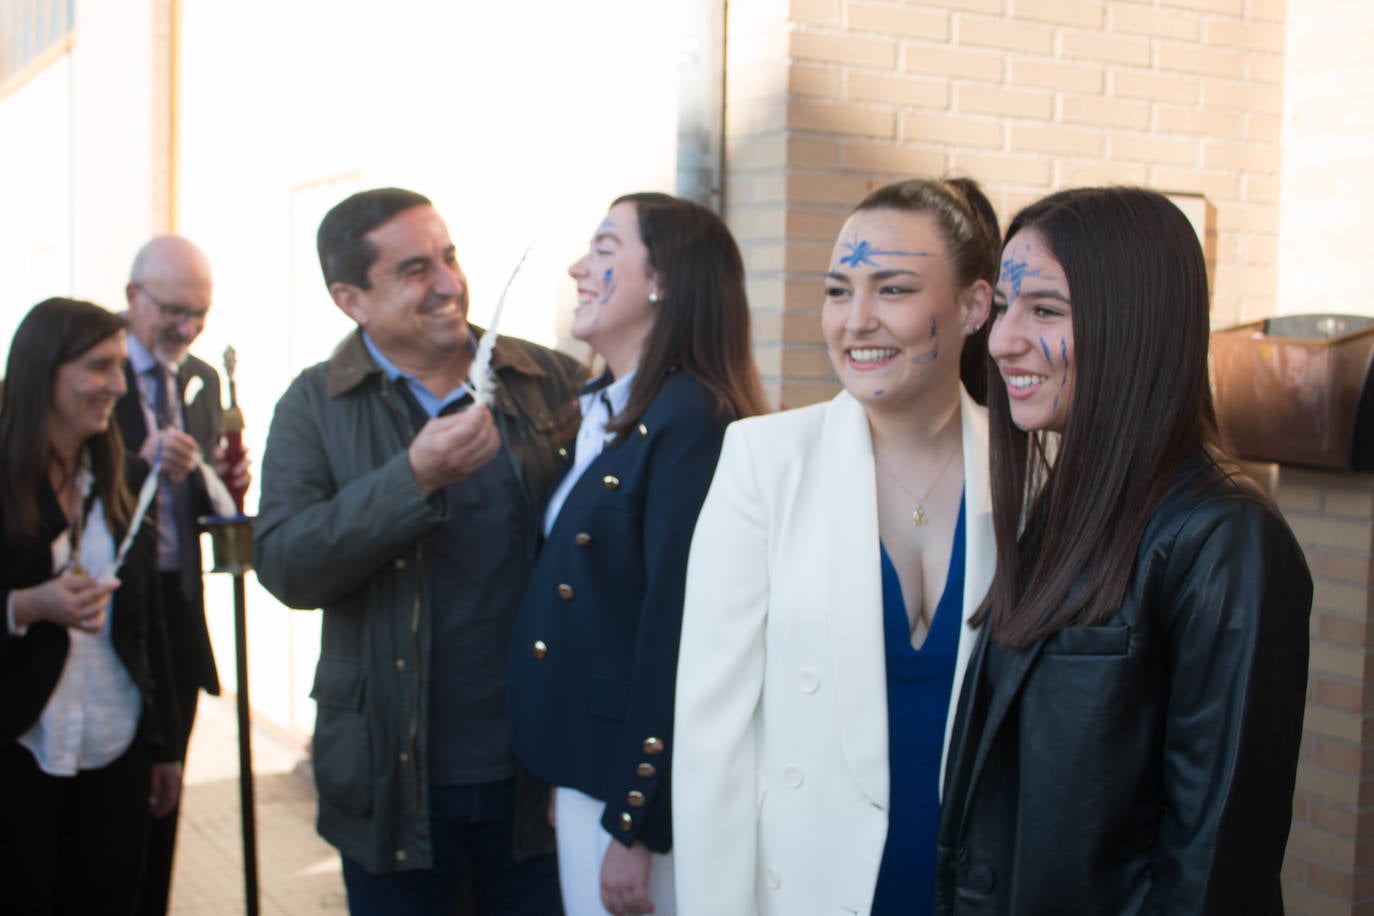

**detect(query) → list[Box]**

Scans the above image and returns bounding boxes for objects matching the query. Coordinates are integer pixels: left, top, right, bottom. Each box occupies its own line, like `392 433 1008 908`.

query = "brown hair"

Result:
0 298 132 540
975 187 1222 648
605 192 769 437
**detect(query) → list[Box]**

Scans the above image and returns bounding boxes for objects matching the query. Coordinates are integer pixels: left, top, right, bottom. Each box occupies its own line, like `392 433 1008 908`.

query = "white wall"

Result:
173 0 681 737
0 0 682 740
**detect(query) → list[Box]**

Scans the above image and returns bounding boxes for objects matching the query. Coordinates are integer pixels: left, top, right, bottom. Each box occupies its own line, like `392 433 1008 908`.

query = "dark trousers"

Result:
137 573 202 916
342 779 562 916
0 739 153 915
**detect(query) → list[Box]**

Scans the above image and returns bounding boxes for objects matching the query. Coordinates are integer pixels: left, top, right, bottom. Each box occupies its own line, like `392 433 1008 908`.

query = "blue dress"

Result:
871 494 966 916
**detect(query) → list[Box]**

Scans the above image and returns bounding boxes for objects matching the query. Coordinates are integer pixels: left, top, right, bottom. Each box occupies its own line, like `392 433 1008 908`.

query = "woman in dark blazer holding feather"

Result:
0 298 181 915
508 192 767 916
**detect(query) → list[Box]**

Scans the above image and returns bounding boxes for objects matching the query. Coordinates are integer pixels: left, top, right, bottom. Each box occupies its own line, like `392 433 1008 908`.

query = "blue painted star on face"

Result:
838 233 933 269
1001 254 1049 300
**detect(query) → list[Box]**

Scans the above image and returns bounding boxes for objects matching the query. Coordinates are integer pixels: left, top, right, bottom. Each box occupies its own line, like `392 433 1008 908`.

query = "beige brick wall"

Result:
725 0 1286 407
1263 466 1374 916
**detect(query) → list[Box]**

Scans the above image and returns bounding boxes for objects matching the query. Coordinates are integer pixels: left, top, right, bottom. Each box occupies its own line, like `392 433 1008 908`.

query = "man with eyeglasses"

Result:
113 234 248 916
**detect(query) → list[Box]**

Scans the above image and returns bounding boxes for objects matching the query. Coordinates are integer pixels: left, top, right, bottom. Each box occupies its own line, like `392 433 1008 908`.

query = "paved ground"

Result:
169 692 347 915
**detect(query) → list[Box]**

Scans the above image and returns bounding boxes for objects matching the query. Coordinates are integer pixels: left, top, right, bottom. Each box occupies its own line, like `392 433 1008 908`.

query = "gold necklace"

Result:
875 445 960 527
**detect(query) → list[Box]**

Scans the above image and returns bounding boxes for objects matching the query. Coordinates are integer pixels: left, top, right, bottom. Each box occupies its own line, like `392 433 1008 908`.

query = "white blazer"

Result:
672 387 994 916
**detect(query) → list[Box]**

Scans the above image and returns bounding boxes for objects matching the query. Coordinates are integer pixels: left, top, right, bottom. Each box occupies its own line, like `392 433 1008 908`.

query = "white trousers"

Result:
555 786 677 916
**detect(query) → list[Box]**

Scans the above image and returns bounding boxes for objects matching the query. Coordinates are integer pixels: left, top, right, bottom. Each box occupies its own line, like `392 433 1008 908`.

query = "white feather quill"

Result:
467 245 533 407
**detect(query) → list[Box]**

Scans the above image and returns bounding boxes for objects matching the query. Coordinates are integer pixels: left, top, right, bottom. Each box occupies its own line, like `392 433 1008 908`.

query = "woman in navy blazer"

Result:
509 192 767 916
0 298 181 915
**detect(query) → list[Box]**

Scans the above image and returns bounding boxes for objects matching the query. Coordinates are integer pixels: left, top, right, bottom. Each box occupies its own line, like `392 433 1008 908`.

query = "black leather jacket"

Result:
936 449 1312 915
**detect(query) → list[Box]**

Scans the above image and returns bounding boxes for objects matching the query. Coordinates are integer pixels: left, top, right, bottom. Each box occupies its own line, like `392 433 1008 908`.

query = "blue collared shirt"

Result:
361 332 476 418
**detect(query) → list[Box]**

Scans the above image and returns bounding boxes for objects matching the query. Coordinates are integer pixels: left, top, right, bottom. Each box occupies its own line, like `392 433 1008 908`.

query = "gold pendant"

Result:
913 504 928 526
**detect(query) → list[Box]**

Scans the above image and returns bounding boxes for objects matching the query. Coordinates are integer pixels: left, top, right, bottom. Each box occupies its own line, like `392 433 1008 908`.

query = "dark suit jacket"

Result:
114 353 221 696
0 458 182 760
508 371 731 854
934 450 1312 915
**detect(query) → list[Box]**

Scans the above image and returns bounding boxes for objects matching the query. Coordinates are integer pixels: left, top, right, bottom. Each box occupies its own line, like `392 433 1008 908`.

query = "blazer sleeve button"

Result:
532 640 548 660
968 864 996 894
603 475 620 490
556 583 574 600
627 790 646 808
574 532 592 546
642 737 665 755
636 763 657 778
620 812 633 831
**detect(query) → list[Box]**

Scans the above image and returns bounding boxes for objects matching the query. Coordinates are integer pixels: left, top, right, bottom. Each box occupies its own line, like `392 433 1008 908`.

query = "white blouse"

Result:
542 371 636 538
18 467 143 776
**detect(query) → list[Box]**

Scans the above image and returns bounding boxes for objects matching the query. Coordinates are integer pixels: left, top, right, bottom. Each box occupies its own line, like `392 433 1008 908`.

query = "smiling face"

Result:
125 237 213 366
567 201 658 378
330 204 470 371
822 208 981 413
988 227 1076 433
48 332 128 454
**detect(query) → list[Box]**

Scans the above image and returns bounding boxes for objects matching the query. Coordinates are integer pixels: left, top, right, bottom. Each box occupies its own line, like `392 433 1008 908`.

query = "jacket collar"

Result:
325 325 547 399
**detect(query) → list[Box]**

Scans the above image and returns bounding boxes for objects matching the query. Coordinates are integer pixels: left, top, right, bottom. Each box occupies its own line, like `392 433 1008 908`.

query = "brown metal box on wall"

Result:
1211 314 1374 471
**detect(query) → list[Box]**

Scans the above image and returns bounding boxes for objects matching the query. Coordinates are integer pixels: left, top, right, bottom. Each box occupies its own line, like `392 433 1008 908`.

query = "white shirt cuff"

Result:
7 592 27 637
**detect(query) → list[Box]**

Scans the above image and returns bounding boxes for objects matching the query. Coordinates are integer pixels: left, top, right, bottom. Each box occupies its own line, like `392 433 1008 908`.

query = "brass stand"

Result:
199 514 259 916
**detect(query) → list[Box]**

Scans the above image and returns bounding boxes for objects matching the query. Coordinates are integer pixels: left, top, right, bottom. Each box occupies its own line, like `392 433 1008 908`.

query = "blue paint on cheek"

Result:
599 268 616 306
930 316 938 339
911 340 939 364
1060 338 1069 385
874 389 885 396
1040 337 1052 363
1053 394 1060 412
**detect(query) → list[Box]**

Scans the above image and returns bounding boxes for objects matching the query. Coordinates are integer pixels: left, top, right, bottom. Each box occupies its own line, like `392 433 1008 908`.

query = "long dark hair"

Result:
851 177 1001 405
605 192 769 437
976 187 1221 648
0 298 132 540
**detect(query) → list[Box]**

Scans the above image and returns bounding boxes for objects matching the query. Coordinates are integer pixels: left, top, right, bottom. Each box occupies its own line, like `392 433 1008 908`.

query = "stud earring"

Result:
648 292 661 303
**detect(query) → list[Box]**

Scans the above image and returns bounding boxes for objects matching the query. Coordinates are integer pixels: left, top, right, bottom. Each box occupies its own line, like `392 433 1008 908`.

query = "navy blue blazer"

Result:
508 371 730 854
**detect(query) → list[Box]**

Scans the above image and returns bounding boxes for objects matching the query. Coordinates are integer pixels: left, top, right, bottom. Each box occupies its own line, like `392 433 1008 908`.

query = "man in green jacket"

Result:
254 187 584 915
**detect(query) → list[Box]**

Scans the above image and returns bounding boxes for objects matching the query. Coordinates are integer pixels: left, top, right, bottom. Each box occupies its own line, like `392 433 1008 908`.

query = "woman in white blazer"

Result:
672 178 1001 916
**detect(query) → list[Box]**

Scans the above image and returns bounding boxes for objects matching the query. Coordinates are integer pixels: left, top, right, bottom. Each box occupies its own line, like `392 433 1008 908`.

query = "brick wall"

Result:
725 0 1286 408
1264 466 1374 916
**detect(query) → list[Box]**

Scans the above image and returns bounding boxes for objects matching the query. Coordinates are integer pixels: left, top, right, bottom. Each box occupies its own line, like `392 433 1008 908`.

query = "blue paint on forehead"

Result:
1000 254 1049 300
838 233 934 269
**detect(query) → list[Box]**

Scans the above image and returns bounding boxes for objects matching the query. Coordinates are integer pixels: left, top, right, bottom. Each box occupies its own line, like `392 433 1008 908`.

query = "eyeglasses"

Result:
135 284 210 324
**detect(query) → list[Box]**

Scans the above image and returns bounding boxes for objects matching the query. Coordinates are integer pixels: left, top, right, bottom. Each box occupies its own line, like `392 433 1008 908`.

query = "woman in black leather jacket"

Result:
935 187 1312 915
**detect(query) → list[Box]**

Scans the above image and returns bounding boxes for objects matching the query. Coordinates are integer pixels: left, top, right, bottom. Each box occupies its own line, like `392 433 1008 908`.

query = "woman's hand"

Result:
11 573 119 632
149 761 183 819
601 840 654 915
